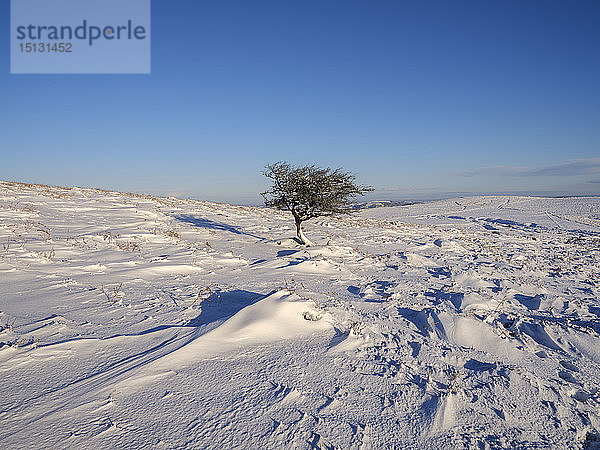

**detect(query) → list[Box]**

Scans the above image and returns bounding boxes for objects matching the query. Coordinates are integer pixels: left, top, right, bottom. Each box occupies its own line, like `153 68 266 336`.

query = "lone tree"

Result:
262 162 374 245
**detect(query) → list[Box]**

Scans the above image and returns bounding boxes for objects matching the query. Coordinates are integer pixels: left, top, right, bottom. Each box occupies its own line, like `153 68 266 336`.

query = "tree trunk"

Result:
295 219 313 246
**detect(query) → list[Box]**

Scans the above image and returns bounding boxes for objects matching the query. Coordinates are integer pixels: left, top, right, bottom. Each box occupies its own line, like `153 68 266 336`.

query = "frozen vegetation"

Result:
0 181 599 448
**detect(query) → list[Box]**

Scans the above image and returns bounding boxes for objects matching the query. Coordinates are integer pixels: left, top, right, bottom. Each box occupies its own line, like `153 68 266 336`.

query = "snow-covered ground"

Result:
0 182 599 449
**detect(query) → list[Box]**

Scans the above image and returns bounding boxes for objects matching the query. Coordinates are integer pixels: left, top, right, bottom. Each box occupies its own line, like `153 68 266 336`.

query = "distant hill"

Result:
351 200 420 209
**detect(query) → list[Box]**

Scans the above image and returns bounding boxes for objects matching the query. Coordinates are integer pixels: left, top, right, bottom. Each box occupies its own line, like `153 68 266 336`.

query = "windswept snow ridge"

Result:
0 182 599 449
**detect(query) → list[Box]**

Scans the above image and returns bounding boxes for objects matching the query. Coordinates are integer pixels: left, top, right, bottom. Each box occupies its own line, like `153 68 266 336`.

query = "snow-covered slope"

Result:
0 182 599 449
361 195 600 233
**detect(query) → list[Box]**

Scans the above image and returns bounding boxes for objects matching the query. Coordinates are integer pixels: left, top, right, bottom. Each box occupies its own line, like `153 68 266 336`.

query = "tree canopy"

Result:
262 161 373 244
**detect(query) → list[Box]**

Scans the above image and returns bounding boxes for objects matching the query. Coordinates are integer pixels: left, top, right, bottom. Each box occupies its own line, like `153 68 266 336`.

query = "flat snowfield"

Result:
0 182 599 449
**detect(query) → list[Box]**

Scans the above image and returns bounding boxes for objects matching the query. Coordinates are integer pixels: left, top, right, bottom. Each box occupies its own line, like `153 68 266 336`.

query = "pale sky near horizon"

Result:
2 1 599 204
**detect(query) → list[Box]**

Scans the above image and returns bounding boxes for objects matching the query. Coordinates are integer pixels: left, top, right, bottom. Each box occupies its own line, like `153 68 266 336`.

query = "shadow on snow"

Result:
174 214 262 239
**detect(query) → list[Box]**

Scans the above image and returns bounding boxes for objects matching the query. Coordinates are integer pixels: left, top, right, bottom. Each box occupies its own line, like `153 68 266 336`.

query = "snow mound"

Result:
158 290 332 366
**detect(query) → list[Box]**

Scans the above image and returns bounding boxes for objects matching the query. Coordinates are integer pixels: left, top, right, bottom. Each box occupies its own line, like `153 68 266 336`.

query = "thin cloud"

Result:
464 158 600 177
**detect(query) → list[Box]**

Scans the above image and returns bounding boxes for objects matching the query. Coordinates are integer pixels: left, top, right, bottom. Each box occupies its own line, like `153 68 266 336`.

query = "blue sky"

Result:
2 0 599 204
